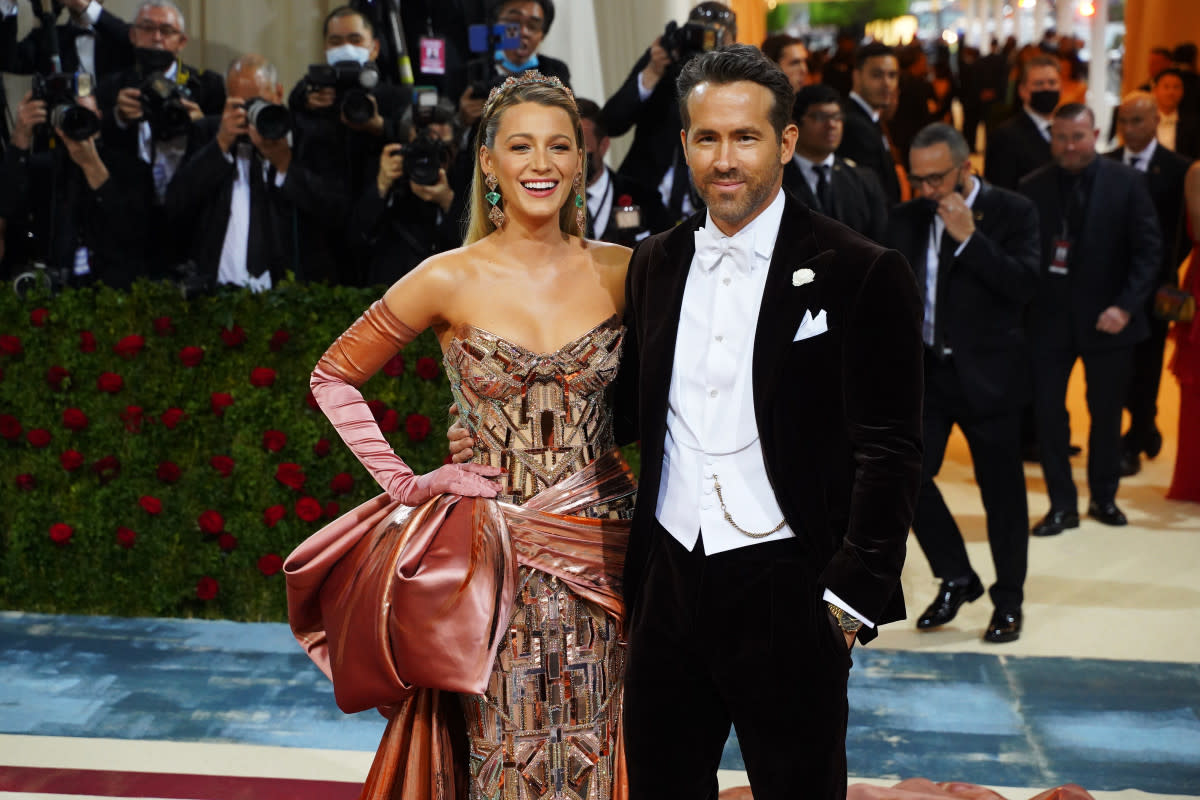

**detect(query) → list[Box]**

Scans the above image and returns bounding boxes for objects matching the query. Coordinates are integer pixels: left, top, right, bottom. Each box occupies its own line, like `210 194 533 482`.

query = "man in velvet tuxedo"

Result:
837 41 902 205
886 123 1040 644
983 53 1060 192
617 45 923 799
1019 104 1161 535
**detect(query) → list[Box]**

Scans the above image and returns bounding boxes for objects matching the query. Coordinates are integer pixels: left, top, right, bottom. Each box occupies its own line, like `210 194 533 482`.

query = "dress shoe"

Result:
916 574 985 629
1119 450 1142 477
1145 429 1163 460
983 608 1022 643
1031 509 1080 537
1068 443 1082 456
1087 500 1127 526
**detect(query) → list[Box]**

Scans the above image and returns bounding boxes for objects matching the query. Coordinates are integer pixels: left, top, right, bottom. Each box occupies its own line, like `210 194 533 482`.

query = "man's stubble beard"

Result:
696 157 784 231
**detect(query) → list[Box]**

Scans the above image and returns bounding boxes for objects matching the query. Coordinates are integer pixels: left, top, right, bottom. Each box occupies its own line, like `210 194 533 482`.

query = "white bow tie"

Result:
694 226 754 274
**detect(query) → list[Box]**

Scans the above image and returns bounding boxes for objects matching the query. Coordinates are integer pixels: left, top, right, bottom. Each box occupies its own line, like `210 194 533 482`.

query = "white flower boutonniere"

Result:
792 268 816 287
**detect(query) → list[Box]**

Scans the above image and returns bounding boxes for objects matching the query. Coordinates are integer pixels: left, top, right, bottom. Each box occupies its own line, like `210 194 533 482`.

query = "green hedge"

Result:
0 280 454 621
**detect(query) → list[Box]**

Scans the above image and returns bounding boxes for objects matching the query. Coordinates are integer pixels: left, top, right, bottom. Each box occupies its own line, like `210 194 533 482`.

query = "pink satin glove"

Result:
310 300 503 506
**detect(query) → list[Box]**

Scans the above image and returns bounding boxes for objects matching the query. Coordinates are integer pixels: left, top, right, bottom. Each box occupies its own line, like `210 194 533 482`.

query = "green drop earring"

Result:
574 173 585 232
485 173 504 228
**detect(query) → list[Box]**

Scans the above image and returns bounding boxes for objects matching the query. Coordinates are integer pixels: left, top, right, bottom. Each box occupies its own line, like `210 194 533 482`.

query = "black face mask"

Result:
916 180 965 215
586 151 602 183
1029 89 1060 115
135 46 176 74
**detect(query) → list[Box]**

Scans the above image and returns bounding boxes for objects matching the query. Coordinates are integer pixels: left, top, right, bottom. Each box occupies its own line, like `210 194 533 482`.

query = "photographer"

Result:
351 95 466 284
0 0 133 78
165 55 346 292
1 87 152 290
602 1 735 223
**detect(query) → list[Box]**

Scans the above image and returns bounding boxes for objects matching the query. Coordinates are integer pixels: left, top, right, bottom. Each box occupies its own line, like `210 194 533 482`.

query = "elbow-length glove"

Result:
310 300 501 506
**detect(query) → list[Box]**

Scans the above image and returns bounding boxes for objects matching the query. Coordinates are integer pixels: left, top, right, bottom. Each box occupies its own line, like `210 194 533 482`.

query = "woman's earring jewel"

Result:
574 174 586 232
485 174 504 228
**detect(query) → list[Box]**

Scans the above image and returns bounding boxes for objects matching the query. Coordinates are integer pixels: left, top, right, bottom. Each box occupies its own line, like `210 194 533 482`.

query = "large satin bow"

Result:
693 225 755 274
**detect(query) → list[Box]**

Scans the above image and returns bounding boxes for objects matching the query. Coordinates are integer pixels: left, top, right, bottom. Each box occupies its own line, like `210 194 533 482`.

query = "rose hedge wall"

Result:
0 280 458 621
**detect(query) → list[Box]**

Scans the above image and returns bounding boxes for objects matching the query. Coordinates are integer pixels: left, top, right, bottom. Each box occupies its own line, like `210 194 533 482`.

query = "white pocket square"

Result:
793 309 828 342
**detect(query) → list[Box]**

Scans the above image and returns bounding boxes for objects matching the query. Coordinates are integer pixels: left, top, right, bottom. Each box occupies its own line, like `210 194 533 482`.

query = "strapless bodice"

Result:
443 315 626 510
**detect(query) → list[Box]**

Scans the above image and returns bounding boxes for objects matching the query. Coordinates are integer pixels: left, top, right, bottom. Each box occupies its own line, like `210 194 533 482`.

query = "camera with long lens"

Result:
243 97 291 140
399 88 450 186
304 61 381 125
139 72 194 140
660 19 722 64
32 71 101 141
12 261 71 300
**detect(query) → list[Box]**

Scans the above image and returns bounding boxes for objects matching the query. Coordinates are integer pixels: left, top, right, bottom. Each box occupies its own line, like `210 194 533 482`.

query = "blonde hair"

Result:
464 81 586 245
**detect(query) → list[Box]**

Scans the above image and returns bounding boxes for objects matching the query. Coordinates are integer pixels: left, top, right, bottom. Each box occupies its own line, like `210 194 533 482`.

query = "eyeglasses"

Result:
498 13 545 34
133 20 183 39
802 111 844 125
908 163 964 189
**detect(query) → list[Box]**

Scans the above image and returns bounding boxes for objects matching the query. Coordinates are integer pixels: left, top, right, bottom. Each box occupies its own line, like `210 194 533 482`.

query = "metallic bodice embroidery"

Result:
444 316 625 508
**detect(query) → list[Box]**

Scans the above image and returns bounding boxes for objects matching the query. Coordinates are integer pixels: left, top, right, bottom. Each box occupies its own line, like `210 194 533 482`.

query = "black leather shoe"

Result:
1087 500 1127 526
983 608 1022 643
916 575 985 629
1145 429 1163 459
1119 450 1142 477
1068 443 1082 456
1031 509 1080 537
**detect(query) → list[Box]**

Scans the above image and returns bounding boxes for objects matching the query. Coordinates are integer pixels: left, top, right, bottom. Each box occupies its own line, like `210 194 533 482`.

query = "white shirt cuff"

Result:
823 589 876 629
636 71 653 102
954 233 972 256
273 169 287 187
83 0 102 25
0 0 19 18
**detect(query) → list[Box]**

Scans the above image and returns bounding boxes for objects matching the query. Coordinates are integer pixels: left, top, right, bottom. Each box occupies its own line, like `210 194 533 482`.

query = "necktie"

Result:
247 152 269 278
1128 155 1143 171
813 163 831 213
693 225 754 274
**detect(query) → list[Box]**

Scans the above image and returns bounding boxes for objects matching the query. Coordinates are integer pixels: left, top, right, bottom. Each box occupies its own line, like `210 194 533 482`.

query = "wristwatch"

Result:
827 602 863 634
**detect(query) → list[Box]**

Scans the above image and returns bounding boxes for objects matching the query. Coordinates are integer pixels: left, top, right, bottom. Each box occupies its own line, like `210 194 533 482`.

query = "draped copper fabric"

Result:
284 449 634 800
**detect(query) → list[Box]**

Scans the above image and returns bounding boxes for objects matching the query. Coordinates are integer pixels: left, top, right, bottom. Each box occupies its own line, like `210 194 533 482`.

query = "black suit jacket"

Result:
1106 143 1192 282
616 192 924 643
886 180 1041 415
604 49 682 196
837 96 901 205
1019 158 1162 352
1172 112 1200 160
984 110 1050 191
783 156 888 243
589 168 671 246
0 9 132 77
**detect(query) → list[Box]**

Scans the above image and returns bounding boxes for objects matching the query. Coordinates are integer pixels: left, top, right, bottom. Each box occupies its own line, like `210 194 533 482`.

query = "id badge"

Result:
615 205 642 230
419 37 446 75
1049 238 1071 276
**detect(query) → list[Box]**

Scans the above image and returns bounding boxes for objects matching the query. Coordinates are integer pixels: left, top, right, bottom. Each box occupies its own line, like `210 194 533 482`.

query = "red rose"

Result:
97 372 124 394
30 308 49 327
0 414 21 440
275 462 306 490
211 392 235 416
210 455 235 477
313 438 331 457
91 455 121 483
295 496 322 522
406 413 432 442
262 429 287 452
139 495 163 515
113 334 145 358
79 330 96 353
415 356 439 380
160 407 187 430
220 325 247 347
305 390 319 410
27 428 52 448
121 406 144 433
179 346 205 367
156 461 182 483
383 354 406 377
324 501 340 519
263 504 286 527
153 316 174 336
198 510 224 535
116 526 137 549
250 367 276 387
269 330 290 351
366 399 386 421
257 553 284 576
195 576 219 600
49 522 73 545
217 533 238 552
330 472 354 495
15 473 36 491
0 335 22 356
62 407 89 431
60 449 84 471
617 193 634 207
46 365 70 390
380 408 399 433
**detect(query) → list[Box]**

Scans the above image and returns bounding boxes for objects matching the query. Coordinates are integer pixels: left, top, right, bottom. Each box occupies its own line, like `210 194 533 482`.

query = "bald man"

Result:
1108 91 1193 476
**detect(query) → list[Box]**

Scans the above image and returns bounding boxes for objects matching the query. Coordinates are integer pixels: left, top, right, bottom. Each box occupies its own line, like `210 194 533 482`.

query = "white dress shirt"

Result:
586 167 613 239
1025 108 1052 142
1158 111 1179 152
216 143 286 293
923 176 980 352
114 62 187 202
1124 138 1157 172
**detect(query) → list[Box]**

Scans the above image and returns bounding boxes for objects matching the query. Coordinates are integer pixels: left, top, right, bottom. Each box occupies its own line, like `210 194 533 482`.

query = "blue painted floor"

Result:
1 612 1198 795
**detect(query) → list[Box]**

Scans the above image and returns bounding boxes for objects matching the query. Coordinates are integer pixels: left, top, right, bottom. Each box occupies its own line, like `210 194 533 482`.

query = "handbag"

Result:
1153 284 1196 322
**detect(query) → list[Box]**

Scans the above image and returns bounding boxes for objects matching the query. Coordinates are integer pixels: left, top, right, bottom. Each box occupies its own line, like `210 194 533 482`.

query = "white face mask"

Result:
326 43 370 66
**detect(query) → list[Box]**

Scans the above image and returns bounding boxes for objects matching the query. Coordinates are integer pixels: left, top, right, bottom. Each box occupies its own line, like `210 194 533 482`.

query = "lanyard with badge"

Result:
1050 177 1086 277
418 6 446 76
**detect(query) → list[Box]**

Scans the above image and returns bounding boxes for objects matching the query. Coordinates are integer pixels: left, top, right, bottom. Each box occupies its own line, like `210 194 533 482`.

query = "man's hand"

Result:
116 87 144 124
937 190 976 243
1096 305 1131 335
307 86 336 111
249 125 291 175
458 85 484 128
58 131 109 189
216 96 247 154
411 168 454 213
447 411 476 464
181 97 204 122
63 0 91 14
844 630 857 650
11 91 46 151
343 94 384 136
377 143 404 198
640 37 672 93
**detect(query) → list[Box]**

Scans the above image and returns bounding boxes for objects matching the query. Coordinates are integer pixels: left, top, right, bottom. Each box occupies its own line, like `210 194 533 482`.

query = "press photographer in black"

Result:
0 0 132 78
602 1 736 223
1 82 151 291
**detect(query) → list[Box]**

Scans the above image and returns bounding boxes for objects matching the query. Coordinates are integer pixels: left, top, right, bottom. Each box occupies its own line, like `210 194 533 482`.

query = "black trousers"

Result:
1032 343 1134 509
1123 310 1170 451
623 524 851 800
912 353 1029 612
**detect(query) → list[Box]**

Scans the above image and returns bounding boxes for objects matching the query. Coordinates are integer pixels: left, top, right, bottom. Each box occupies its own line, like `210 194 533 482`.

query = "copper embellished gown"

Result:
286 315 634 800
